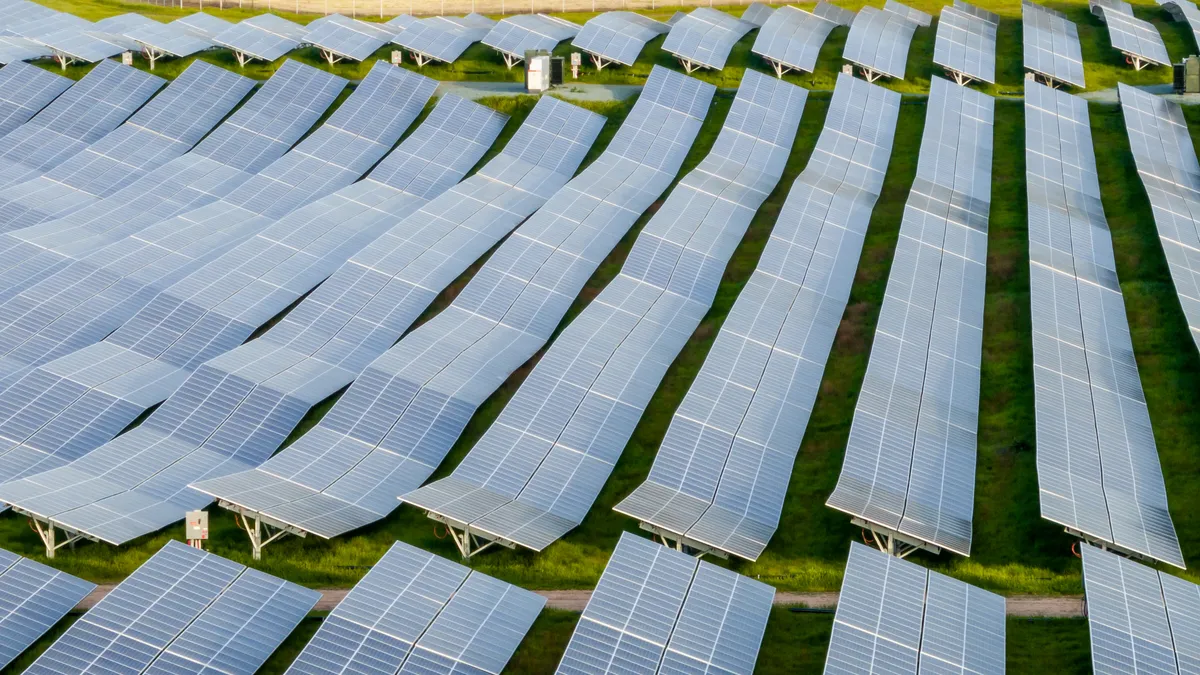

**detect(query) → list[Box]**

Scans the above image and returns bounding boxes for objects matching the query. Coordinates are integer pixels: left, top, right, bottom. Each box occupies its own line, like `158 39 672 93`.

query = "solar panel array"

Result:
0 61 344 331
0 96 602 551
125 12 231 63
0 62 70 139
1160 0 1200 51
0 36 54 65
826 77 993 558
0 60 162 192
286 541 543 675
662 7 757 72
572 11 670 68
1120 83 1200 363
843 1 930 81
26 540 318 675
391 13 495 65
213 12 309 64
1083 544 1200 675
305 13 399 63
0 61 254 234
1090 0 1170 68
482 13 581 67
824 542 1005 675
616 73 900 562
557 532 774 675
752 3 855 77
740 2 776 27
0 95 496 497
934 0 999 84
193 67 712 544
1023 0 1086 87
402 70 805 554
0 65 426 394
39 14 156 66
1027 81 1184 569
0 547 95 670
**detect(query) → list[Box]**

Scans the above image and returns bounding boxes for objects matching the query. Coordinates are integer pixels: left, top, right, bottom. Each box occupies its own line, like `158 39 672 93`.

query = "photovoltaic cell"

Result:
752 3 854 76
391 13 494 65
934 2 998 84
0 62 70 138
843 1 930 80
826 77 993 557
0 95 602 550
0 60 163 192
1028 81 1183 569
213 13 309 63
286 541 543 675
3 94 500 524
1023 0 1086 88
1090 0 1170 68
557 532 773 675
0 61 255 233
573 11 669 67
823 542 1004 675
662 7 757 71
193 67 711 544
306 13 400 63
616 73 899 562
740 2 775 27
25 540 317 675
0 547 95 670
482 13 580 65
402 70 805 554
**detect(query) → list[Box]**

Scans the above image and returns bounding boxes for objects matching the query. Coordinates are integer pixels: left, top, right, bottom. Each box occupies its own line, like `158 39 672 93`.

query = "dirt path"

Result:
76 586 1087 617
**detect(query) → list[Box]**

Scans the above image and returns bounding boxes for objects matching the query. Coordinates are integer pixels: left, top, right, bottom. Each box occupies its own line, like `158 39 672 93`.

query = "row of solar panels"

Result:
2 0 991 85
1023 0 1200 89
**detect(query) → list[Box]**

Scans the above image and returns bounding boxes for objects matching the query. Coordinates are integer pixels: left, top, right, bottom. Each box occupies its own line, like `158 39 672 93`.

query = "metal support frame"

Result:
766 58 795 78
410 51 433 67
588 53 612 70
946 67 975 86
320 48 345 65
52 51 81 70
859 66 884 83
677 57 705 74
1028 70 1065 89
233 49 252 67
852 518 941 559
226 502 306 560
1124 53 1159 71
28 517 84 559
1065 528 1159 566
142 46 167 70
637 522 729 560
500 52 523 69
428 513 510 559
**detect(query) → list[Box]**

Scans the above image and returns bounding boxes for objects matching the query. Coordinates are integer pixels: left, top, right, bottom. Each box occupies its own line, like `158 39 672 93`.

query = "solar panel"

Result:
0 60 163 192
126 20 213 61
557 532 773 675
1082 545 1179 675
752 3 853 76
740 2 776 27
1120 82 1200 363
616 73 900 562
0 62 70 138
0 94 500 528
934 3 998 84
843 1 929 81
1027 81 1184 569
305 13 399 63
824 542 1004 675
0 95 602 556
386 13 418 31
402 70 806 556
1160 0 1200 51
192 67 712 549
25 541 317 675
482 13 580 68
286 541 543 675
662 7 757 72
0 35 53 64
0 61 255 233
173 12 231 38
0 547 95 670
1091 0 1170 69
213 13 308 65
391 13 494 66
1023 0 1086 87
954 0 1000 23
573 11 669 68
826 77 992 558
